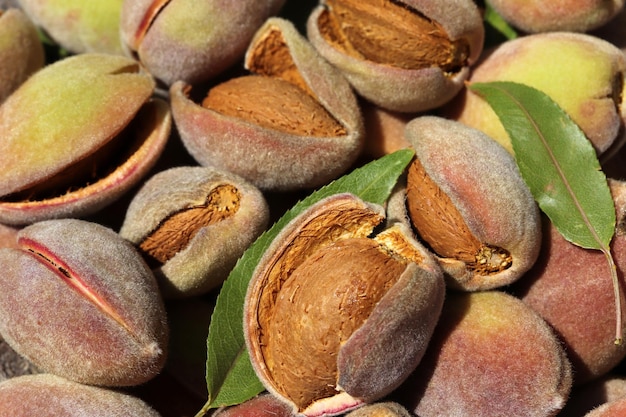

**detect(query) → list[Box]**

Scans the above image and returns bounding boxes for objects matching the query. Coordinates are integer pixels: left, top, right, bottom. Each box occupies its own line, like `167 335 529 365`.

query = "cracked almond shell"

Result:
0 53 171 225
244 193 445 416
0 219 168 387
120 166 270 298
306 0 484 112
171 17 364 191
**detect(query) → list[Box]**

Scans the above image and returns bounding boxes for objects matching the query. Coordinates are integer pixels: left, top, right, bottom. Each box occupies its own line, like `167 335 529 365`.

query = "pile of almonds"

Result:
1 0 626 416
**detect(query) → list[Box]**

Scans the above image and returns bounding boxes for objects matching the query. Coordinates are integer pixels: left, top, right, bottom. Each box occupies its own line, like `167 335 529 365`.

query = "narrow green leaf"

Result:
469 81 615 250
483 3 518 41
469 80 622 343
198 149 415 413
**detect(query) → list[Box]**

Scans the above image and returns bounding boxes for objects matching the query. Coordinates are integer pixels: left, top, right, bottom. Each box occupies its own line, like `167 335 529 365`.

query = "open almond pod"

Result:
0 53 171 225
170 17 364 192
120 166 270 298
392 116 542 291
306 0 484 113
243 193 445 416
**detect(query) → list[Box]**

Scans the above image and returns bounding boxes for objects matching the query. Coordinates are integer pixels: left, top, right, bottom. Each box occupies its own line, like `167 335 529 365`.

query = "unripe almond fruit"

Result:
345 402 412 417
0 373 162 416
18 0 125 55
120 0 286 85
399 291 572 417
213 393 296 417
0 8 44 102
513 179 626 384
447 32 626 159
488 0 624 33
0 219 168 387
0 53 170 225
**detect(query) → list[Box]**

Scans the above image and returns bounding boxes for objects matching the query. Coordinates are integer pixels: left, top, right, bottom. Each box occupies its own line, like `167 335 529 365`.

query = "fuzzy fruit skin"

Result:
403 116 541 291
171 18 364 192
0 53 171 226
592 7 626 54
513 180 626 385
345 402 412 417
0 8 44 103
515 217 626 384
306 0 484 113
213 394 297 417
120 166 270 298
448 32 626 157
559 375 626 416
0 53 152 196
120 0 286 86
17 0 125 54
360 102 413 160
585 397 626 417
0 223 19 250
488 0 624 33
399 291 572 417
0 374 162 416
0 219 168 387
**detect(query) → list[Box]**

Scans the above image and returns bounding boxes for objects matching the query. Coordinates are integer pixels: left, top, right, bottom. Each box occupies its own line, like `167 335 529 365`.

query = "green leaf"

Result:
197 149 415 413
469 81 615 250
469 81 622 344
483 3 518 42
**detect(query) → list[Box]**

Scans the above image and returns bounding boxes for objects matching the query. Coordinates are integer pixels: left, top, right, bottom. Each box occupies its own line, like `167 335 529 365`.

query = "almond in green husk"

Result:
244 193 444 416
0 219 168 387
306 0 484 112
402 116 541 291
120 166 269 298
171 17 363 191
0 53 170 225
